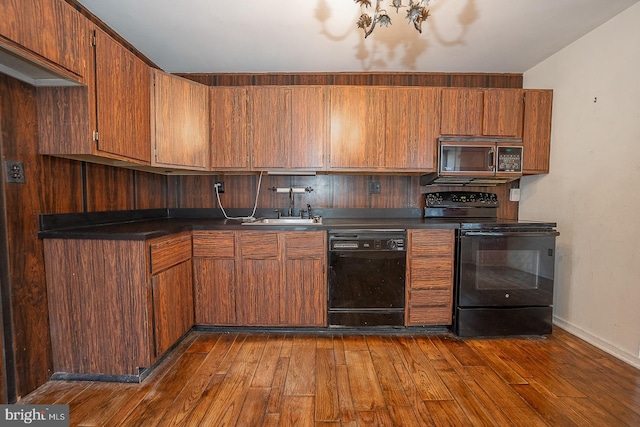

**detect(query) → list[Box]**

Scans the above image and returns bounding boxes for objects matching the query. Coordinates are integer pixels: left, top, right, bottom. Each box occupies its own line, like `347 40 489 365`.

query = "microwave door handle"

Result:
488 148 495 171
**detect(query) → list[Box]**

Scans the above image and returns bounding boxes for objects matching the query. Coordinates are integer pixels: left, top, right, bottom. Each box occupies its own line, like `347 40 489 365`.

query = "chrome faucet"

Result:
288 188 294 217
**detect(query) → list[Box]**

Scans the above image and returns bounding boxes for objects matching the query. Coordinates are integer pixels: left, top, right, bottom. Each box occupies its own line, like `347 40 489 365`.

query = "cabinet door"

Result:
290 86 326 169
192 231 237 325
0 0 87 77
440 88 484 136
281 232 327 326
152 260 194 357
94 28 151 164
523 89 553 174
237 232 281 326
249 86 292 168
441 88 524 138
483 89 524 138
211 87 249 170
250 86 327 170
406 229 455 326
385 87 440 171
151 70 209 170
329 86 385 169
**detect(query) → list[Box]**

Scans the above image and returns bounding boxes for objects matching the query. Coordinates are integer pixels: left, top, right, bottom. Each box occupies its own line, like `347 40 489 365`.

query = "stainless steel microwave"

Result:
421 138 524 186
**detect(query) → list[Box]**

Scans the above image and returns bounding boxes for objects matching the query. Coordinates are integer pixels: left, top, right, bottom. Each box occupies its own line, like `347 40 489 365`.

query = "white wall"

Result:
521 2 640 368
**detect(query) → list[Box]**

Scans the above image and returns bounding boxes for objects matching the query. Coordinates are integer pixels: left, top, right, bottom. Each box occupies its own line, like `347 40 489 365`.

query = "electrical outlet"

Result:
369 181 381 194
215 181 225 193
4 161 25 183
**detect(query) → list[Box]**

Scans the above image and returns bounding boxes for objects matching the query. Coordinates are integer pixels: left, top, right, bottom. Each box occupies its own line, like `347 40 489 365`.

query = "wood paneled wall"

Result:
171 174 519 219
0 75 168 401
177 72 523 88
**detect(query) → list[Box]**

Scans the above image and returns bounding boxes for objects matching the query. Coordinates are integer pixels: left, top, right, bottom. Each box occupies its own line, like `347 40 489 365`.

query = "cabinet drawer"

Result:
150 233 192 274
193 231 235 258
284 232 326 259
409 288 452 307
240 232 279 259
409 229 454 257
409 258 453 289
407 306 452 326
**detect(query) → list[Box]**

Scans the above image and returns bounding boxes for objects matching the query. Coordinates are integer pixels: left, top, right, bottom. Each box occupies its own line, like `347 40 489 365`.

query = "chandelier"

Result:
355 0 431 38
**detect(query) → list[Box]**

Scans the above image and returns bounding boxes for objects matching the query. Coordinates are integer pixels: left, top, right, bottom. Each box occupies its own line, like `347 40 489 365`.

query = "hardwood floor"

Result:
21 327 640 426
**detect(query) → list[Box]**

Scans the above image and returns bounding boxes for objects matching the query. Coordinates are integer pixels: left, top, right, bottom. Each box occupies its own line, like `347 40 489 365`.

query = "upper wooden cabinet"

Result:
151 70 210 170
384 87 440 171
329 86 385 170
94 27 151 164
440 88 524 138
329 86 440 172
210 86 250 171
38 27 152 165
523 89 553 174
249 86 327 171
0 0 89 80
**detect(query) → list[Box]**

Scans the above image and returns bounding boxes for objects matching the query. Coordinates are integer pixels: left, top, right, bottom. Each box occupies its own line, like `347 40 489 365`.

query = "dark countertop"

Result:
38 208 555 240
38 208 460 240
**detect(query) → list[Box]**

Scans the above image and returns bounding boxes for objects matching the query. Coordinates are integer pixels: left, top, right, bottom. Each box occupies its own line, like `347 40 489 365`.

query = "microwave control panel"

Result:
496 146 523 173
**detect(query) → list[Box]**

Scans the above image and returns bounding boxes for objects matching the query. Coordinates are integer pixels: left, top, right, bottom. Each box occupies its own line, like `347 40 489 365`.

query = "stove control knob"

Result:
505 293 510 299
387 240 399 250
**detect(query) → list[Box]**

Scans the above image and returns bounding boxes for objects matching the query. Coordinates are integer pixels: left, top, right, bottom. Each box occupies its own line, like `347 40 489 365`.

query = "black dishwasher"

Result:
328 229 406 327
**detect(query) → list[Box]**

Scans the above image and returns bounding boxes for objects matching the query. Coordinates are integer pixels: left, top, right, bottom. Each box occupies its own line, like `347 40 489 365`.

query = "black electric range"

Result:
424 191 559 337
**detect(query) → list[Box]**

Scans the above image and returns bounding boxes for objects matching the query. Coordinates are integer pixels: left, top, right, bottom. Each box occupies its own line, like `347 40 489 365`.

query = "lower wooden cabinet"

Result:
151 260 194 356
193 230 327 327
193 230 237 325
406 229 455 326
43 231 193 379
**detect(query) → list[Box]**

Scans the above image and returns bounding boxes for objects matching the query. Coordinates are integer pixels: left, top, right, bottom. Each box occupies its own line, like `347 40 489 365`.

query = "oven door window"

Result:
458 235 555 307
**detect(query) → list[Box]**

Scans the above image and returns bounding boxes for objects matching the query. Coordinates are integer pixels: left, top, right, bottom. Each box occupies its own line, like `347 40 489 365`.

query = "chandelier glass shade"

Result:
355 0 431 38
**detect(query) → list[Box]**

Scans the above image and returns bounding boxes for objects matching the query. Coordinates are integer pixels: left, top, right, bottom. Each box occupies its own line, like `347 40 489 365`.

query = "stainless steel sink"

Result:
241 217 323 226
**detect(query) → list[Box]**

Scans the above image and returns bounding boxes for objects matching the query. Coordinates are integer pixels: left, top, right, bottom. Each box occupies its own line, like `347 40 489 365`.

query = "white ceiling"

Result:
76 0 639 74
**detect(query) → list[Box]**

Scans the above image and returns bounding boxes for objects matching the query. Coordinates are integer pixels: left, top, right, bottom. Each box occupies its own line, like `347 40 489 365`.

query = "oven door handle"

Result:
462 231 560 237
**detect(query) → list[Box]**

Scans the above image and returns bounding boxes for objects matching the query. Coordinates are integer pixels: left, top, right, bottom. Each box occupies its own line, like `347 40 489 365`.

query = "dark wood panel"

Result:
1 76 85 399
36 86 91 155
177 72 523 88
85 163 134 211
133 171 167 210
